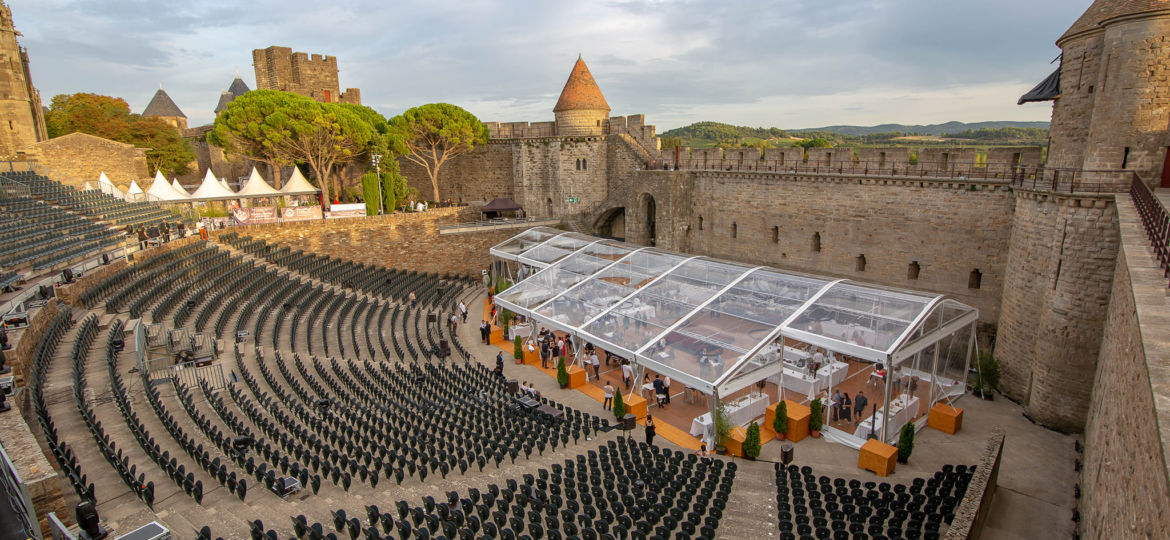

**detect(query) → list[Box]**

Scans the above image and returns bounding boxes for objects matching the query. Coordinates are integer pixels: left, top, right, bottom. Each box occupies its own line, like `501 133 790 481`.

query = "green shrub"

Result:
773 401 788 435
713 402 732 445
612 389 625 419
513 336 522 360
744 422 762 459
556 356 569 387
810 398 824 432
898 423 915 463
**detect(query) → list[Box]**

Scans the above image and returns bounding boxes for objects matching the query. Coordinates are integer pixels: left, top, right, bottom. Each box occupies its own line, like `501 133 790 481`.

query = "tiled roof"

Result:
1059 0 1170 43
553 56 610 113
142 88 186 118
227 76 250 98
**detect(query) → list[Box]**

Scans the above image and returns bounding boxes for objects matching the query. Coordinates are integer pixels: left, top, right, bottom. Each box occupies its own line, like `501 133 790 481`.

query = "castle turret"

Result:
0 0 46 159
214 74 251 115
553 55 610 136
142 86 187 130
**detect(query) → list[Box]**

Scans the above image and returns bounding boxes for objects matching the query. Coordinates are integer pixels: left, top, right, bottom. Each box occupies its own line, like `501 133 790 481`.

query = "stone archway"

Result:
640 193 657 247
594 207 626 240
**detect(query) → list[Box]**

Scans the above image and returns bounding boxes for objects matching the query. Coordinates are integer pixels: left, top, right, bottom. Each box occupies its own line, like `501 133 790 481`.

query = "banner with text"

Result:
231 206 280 225
325 203 366 219
281 206 323 222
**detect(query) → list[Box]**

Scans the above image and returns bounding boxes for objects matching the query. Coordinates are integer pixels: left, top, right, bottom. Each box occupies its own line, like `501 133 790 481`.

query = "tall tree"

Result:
275 101 374 208
208 90 300 188
387 103 489 202
44 92 195 177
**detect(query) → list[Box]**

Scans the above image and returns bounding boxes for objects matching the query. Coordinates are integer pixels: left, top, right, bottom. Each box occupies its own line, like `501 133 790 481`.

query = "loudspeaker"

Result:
622 414 636 431
316 398 331 410
100 253 110 265
62 268 74 283
439 340 449 356
781 443 794 466
76 500 106 539
427 314 437 324
506 379 519 395
38 285 54 300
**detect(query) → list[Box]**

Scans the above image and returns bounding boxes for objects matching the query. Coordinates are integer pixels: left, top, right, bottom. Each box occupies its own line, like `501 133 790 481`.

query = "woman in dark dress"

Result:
841 393 853 425
645 415 656 446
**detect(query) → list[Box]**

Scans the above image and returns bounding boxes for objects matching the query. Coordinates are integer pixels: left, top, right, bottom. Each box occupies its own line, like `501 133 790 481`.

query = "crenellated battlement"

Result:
483 113 661 154
658 145 1045 175
252 45 359 105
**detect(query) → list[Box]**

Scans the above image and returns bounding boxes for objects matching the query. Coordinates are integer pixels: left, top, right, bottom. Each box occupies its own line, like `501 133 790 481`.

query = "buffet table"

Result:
854 394 921 440
767 360 849 398
690 393 770 437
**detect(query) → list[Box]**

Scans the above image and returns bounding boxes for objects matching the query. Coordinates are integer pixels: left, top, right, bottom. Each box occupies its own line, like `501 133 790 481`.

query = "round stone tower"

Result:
0 0 46 159
553 55 610 137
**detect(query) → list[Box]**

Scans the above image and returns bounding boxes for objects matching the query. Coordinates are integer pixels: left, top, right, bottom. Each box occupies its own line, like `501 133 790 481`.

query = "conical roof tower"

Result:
553 55 610 136
143 86 187 130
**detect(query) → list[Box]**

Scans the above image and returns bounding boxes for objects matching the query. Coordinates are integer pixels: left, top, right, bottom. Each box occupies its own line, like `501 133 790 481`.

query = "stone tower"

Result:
142 86 187 130
252 46 361 104
214 74 250 115
0 0 45 159
554 55 610 136
1045 0 1170 185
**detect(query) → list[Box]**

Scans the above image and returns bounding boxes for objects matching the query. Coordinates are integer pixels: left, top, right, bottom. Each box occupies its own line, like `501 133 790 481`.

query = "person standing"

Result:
831 390 843 422
663 376 672 404
137 226 148 250
603 382 615 410
841 392 852 424
459 301 468 323
409 291 417 308
161 221 170 243
652 375 666 407
645 415 657 446
449 313 458 334
621 360 633 389
590 350 600 380
480 321 490 344
540 339 550 369
853 391 868 424
197 219 207 240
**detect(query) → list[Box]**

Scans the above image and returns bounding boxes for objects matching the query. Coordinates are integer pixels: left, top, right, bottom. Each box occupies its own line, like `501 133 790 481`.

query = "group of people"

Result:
131 221 185 251
535 329 572 370
829 389 869 424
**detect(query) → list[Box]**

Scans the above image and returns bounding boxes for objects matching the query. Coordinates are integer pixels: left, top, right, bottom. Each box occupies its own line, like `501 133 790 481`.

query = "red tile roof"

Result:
553 56 610 113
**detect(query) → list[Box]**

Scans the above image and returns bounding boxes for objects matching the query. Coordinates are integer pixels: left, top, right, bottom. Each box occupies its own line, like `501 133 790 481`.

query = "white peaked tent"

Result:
280 167 320 195
126 179 144 201
146 170 190 202
83 181 94 191
171 178 191 196
190 169 238 200
97 172 123 198
235 167 283 198
219 178 234 192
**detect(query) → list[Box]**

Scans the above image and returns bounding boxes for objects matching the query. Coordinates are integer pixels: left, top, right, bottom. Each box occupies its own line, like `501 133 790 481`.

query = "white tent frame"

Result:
492 227 979 445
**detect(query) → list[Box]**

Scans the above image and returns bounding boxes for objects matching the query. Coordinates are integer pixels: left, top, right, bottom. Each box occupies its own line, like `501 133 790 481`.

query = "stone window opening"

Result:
575 159 580 170
855 254 866 272
582 158 587 170
596 120 601 127
698 216 704 231
6 120 11 130
812 232 821 252
1122 147 1131 169
771 226 779 244
908 261 920 280
731 222 738 239
969 269 982 290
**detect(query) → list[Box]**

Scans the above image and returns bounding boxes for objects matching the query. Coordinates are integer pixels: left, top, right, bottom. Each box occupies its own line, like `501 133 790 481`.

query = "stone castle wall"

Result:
1078 196 1170 538
995 191 1119 431
252 46 358 104
215 207 514 277
663 145 1047 175
0 3 45 159
397 141 516 204
27 132 148 190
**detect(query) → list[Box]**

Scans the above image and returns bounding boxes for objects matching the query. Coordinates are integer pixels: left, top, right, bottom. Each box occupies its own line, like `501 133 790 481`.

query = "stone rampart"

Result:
1076 196 1170 538
26 132 148 191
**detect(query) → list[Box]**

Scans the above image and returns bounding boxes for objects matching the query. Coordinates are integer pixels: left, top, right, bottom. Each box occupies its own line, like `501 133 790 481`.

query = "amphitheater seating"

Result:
0 170 184 228
773 463 974 540
0 195 124 270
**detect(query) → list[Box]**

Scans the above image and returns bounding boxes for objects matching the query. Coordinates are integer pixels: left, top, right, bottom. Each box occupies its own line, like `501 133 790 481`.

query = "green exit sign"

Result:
567 197 579 203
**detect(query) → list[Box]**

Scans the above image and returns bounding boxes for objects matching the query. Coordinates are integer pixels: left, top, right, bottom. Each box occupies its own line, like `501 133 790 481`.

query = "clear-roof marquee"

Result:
491 228 979 396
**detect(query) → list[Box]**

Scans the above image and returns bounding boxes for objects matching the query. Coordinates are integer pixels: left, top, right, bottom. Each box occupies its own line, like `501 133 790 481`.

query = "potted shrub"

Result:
713 403 732 454
773 401 788 441
513 336 523 364
556 356 569 388
612 390 626 420
970 351 1000 400
810 398 824 438
897 423 915 463
744 422 762 460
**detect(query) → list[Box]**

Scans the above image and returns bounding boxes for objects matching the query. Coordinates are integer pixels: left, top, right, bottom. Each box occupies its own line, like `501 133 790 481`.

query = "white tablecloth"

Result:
854 395 921 439
818 361 849 387
689 393 770 437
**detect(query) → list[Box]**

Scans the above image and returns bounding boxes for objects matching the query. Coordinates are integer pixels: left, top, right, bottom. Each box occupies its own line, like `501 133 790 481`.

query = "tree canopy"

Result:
44 93 195 177
387 103 489 202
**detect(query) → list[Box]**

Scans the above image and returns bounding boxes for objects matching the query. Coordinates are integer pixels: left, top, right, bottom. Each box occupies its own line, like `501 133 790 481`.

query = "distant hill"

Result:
789 121 1049 137
660 120 1049 148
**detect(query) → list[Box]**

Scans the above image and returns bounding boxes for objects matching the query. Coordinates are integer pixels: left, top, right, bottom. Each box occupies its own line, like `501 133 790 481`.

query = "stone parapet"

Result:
944 429 1005 539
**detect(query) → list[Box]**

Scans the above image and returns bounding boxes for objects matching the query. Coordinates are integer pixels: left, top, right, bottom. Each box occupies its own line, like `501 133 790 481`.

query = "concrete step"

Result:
717 459 779 539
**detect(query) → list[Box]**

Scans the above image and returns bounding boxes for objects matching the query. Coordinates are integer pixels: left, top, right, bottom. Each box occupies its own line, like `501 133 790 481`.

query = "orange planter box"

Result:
522 345 540 366
768 399 810 442
723 426 748 457
859 439 898 477
928 403 964 434
625 393 648 419
489 326 504 345
567 365 587 389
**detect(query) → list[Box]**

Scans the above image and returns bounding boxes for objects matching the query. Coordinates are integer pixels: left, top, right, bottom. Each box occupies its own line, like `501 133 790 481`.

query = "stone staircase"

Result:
717 459 779 539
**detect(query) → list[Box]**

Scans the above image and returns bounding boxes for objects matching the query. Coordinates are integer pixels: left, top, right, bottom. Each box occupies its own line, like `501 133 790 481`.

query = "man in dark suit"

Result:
853 391 868 424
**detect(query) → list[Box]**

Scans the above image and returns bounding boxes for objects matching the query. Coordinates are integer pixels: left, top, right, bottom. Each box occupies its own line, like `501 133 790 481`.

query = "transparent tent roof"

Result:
492 228 979 395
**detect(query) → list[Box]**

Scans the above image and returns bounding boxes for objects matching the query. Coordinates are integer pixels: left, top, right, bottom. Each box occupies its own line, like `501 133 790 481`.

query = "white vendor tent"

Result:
190 169 238 201
235 167 283 198
146 170 190 202
96 172 123 199
279 167 319 195
126 179 144 201
82 181 93 191
172 178 191 196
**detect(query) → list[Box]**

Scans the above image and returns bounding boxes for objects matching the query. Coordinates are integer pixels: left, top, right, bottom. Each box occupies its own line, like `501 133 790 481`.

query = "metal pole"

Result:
880 357 892 442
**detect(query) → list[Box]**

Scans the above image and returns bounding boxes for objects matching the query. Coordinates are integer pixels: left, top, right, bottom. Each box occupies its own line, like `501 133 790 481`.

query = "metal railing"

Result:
438 216 555 231
1130 176 1170 287
0 440 42 540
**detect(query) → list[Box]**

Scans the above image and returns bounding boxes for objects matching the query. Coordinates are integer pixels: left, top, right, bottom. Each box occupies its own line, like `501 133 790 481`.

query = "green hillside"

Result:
660 121 1049 149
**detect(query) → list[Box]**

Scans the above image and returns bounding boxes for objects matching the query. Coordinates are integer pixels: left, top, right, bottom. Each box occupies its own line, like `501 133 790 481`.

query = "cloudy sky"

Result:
12 0 1090 131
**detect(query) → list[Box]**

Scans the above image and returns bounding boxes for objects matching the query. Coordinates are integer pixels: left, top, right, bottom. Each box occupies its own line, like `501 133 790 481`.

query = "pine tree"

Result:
744 422 762 459
612 389 626 419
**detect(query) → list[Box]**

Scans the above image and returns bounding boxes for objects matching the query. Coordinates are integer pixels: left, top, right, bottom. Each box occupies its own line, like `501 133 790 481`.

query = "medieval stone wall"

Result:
252 46 358 105
673 172 1015 323
511 137 608 218
214 207 514 277
995 191 1119 431
27 132 148 190
0 3 45 159
1078 196 1170 538
397 141 516 204
1046 33 1102 171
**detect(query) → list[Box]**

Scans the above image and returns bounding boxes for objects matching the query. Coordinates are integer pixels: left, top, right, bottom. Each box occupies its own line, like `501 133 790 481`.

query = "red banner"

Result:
281 206 323 222
231 206 280 225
